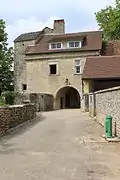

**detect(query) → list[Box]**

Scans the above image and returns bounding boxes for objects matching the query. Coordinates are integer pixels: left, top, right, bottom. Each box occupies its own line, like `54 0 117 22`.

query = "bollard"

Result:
104 115 112 138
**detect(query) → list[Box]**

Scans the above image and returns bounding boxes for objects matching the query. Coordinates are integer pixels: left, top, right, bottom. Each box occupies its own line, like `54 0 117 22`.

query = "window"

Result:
49 64 57 75
22 84 27 90
48 61 59 75
50 43 62 49
75 42 80 47
68 41 81 48
69 42 74 47
51 43 56 49
74 60 81 74
56 43 61 48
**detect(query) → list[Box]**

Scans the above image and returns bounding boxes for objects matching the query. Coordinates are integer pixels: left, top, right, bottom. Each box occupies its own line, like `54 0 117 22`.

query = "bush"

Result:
2 91 17 105
0 96 5 106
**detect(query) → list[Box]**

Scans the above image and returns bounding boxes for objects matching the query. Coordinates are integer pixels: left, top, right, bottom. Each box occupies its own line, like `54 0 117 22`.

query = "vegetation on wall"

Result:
96 0 120 40
0 91 19 106
0 96 5 106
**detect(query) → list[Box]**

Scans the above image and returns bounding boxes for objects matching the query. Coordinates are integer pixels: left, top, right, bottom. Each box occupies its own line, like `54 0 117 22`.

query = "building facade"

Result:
14 19 102 109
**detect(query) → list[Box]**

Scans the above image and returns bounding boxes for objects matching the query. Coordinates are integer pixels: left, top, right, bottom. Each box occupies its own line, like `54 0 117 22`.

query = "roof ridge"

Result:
14 31 42 42
45 30 102 37
14 27 54 42
16 31 41 37
22 30 41 34
18 27 53 37
64 30 102 35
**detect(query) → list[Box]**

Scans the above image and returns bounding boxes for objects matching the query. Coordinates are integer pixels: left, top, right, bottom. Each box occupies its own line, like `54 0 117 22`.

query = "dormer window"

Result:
68 41 82 48
49 43 62 49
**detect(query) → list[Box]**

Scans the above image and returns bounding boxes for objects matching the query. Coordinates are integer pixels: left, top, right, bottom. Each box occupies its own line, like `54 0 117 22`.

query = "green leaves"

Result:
0 20 7 42
96 0 120 40
0 19 13 94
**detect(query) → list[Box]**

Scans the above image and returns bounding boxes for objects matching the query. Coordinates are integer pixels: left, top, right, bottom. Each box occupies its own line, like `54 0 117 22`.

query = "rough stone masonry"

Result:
0 104 36 137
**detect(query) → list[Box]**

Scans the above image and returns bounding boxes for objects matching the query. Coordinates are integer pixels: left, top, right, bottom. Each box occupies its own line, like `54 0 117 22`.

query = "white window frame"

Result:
67 41 82 48
74 59 81 74
49 42 63 50
48 62 59 75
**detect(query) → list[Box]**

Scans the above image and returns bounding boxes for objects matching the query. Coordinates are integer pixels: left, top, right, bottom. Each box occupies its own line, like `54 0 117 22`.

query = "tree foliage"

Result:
96 0 120 40
0 19 13 94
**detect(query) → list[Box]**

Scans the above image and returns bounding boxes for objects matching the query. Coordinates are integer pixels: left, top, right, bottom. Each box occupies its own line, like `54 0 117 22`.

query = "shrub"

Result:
2 91 17 105
0 96 5 106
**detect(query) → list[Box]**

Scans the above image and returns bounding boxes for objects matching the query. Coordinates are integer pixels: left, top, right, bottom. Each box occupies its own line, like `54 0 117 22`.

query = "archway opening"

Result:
55 86 80 109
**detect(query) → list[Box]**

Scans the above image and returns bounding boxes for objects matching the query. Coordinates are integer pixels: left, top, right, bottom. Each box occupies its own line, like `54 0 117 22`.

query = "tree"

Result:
95 0 120 40
0 19 13 95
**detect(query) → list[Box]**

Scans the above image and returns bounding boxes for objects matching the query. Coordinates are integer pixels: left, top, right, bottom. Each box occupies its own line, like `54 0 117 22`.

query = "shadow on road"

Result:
0 113 46 143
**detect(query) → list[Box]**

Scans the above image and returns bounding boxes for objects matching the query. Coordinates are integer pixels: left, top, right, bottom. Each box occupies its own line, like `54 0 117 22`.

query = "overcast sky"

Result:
0 0 114 45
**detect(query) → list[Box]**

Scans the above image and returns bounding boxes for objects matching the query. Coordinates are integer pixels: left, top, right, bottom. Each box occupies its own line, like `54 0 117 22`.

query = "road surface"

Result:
0 109 120 180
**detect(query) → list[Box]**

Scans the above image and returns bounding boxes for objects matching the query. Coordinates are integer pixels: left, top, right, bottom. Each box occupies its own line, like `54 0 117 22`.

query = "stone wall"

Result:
88 87 120 137
14 92 30 105
29 93 54 111
14 93 54 112
14 28 53 94
0 104 36 137
14 40 35 93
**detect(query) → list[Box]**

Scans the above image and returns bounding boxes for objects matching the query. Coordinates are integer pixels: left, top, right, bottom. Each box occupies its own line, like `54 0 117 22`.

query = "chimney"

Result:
53 19 65 34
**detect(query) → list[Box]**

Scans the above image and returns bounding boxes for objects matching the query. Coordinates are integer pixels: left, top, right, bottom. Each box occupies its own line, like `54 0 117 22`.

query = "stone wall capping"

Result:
0 105 27 108
10 105 25 108
88 92 94 95
94 86 120 94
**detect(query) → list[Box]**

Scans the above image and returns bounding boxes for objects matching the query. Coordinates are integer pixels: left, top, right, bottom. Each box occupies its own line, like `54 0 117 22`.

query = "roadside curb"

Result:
101 134 120 142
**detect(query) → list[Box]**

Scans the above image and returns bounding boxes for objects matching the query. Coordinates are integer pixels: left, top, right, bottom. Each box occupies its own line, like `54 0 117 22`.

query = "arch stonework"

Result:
54 85 81 109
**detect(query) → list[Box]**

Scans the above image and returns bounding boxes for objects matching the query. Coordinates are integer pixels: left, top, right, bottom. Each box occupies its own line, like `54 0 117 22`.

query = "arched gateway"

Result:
55 86 80 109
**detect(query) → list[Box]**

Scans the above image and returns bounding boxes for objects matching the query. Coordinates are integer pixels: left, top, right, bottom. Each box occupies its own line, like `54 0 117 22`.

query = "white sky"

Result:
0 0 115 46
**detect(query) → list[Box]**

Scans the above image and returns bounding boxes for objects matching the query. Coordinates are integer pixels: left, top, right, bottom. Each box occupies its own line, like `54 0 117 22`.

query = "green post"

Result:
104 115 112 138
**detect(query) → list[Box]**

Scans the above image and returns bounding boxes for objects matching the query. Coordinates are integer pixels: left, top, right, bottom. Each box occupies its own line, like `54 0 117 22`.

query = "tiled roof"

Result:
14 31 41 42
25 31 102 54
82 56 120 79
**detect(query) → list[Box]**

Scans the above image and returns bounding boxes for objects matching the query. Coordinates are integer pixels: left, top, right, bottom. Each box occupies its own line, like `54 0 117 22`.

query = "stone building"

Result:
14 19 102 109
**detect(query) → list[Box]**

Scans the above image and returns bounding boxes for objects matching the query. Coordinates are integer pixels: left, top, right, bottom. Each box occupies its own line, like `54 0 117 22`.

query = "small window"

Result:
49 64 57 75
51 43 56 49
74 60 81 74
75 42 79 47
22 84 27 90
69 42 74 47
75 59 80 66
57 43 61 48
76 66 80 73
68 41 81 48
50 43 62 49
